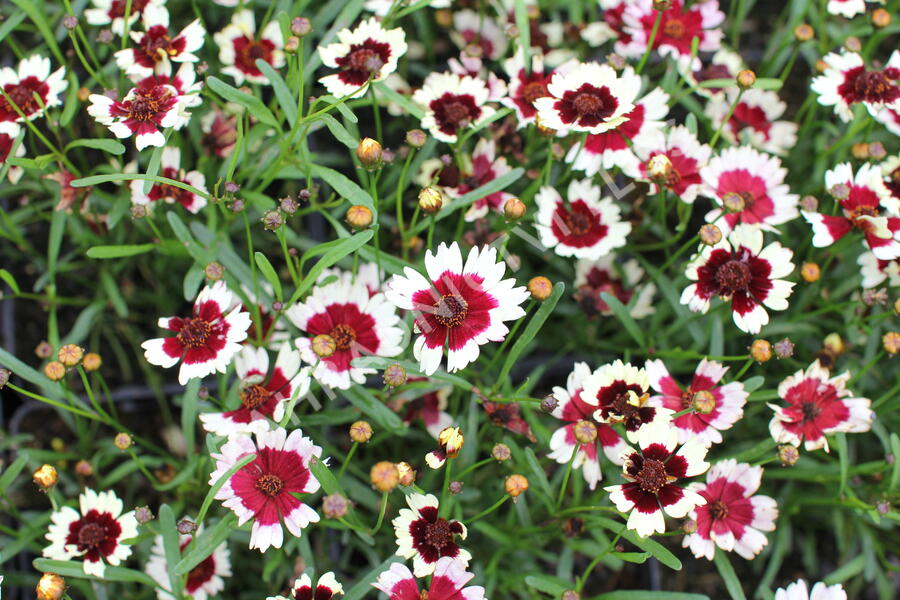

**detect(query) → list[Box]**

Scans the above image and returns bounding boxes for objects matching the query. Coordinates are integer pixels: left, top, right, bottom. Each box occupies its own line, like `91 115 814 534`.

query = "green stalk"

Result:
636 11 663 75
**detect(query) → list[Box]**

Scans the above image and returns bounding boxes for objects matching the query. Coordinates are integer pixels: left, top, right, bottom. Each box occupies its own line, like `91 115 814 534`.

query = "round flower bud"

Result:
851 142 869 160
284 35 300 53
794 23 814 41
291 16 312 36
396 461 416 486
823 333 845 355
652 0 672 10
800 195 818 212
224 181 241 194
198 386 210 400
75 459 93 477
872 8 891 28
77 87 91 102
383 363 408 387
44 361 66 381
81 352 102 372
35 341 53 359
311 334 337 358
418 187 443 214
606 53 626 70
505 474 529 497
699 224 722 246
370 461 400 492
33 464 59 491
350 420 374 443
800 262 820 282
322 493 350 519
868 142 887 161
541 394 558 413
134 506 154 524
404 129 427 148
894 297 900 316
176 518 198 535
449 481 464 495
682 518 698 534
876 500 890 515
97 29 114 44
57 344 83 367
0 367 10 388
356 138 384 170
778 444 800 466
750 339 772 362
691 390 716 414
528 276 554 301
114 432 133 450
562 591 581 600
573 420 597 444
492 443 511 461
36 573 66 600
230 199 245 213
883 331 900 355
646 153 674 183
830 183 850 200
736 69 756 90
504 197 526 221
844 36 862 52
261 209 284 231
204 261 225 281
722 191 747 212
280 196 299 214
131 204 149 219
774 338 795 359
63 15 78 30
346 205 373 229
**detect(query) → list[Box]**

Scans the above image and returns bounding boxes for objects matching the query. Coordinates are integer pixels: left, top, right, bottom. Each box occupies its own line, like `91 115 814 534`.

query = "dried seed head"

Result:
350 420 374 443
114 432 133 450
261 209 284 231
33 464 59 491
418 187 443 214
356 138 384 170
396 461 416 486
540 394 559 413
176 518 198 535
573 419 598 444
291 16 312 36
322 493 350 519
134 506 154 524
774 338 795 359
750 339 772 362
778 444 800 466
311 334 337 358
736 69 756 90
492 443 511 461
406 129 427 148
800 262 820 282
44 361 66 381
883 331 900 355
449 480 464 495
505 474 529 497
699 224 722 246
204 261 225 281
36 573 66 600
794 23 814 41
528 276 554 300
346 205 373 229
504 197 526 221
58 344 84 367
383 363 408 387
370 461 400 492
35 341 53 359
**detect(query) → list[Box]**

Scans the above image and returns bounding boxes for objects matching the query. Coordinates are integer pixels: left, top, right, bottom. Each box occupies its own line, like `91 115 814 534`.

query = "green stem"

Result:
466 495 510 525
338 442 359 481
369 492 390 535
453 457 494 481
577 529 623 591
709 89 744 149
635 11 663 75
555 444 579 510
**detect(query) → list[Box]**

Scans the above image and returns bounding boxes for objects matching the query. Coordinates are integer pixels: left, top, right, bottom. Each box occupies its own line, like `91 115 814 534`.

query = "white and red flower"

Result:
374 556 485 600
574 256 656 320
200 344 310 436
827 0 885 19
683 460 777 560
0 122 24 184
0 55 67 123
566 87 669 178
501 49 552 128
681 224 796 334
447 54 507 104
768 360 873 452
857 250 899 288
267 573 343 600
811 50 900 122
619 0 725 69
146 529 231 600
43 489 138 578
85 0 163 35
385 242 529 375
582 359 670 443
413 72 496 143
606 420 710 537
881 155 900 205
534 61 641 134
115 5 205 80
130 147 208 213
451 9 508 61
392 493 469 577
704 89 798 155
803 162 900 260
635 125 712 204
535 178 631 260
214 9 285 86
775 580 846 600
318 262 383 297
142 281 252 385
548 362 629 490
286 275 403 389
701 146 799 233
447 138 515 222
874 103 900 135
210 426 321 552
645 359 747 446
318 17 407 99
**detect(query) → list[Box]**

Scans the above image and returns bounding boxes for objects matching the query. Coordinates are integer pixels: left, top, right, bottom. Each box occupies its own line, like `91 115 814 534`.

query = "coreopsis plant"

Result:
1 1 897 599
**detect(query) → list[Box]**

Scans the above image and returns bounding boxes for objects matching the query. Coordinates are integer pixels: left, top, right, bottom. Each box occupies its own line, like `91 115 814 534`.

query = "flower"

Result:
413 72 496 143
447 138 515 222
392 493 469 577
425 426 465 469
826 0 883 18
0 122 24 184
548 362 629 490
209 427 321 552
606 420 710 537
286 275 403 389
768 360 873 452
201 107 237 157
115 5 205 80
534 61 641 134
573 256 656 320
582 359 670 443
141 281 252 385
374 556 485 600
704 89 798 155
635 125 711 204
130 147 208 213
701 146 799 233
535 179 631 260
43 488 138 578
384 242 529 375
214 9 285 86
803 162 900 260
811 50 900 122
85 0 163 35
857 250 899 288
0 55 67 123
200 344 311 436
682 460 778 560
645 359 747 446
451 9 508 60
501 49 552 128
681 224 796 334
146 529 231 600
774 580 846 600
619 0 725 69
318 17 406 99
266 573 343 600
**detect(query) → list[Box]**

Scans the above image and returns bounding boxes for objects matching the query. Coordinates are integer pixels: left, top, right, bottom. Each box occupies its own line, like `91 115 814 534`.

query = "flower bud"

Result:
77 87 91 102
33 464 59 491
346 205 373 229
311 334 337 358
823 333 845 355
699 224 722 246
114 432 133 450
261 209 284 231
736 69 756 90
291 16 312 36
58 344 83 367
44 361 66 381
284 35 300 53
561 591 581 600
800 195 818 212
404 129 427 148
62 15 78 30
438 427 464 458
322 493 349 519
526 276 553 301
370 461 400 492
35 341 53 359
383 363 408 387
690 390 716 414
434 9 452 27
573 420 597 444
176 518 198 535
800 262 820 282
396 461 417 486
851 142 869 160
774 338 795 359
75 459 93 477
204 261 225 281
504 197 526 221
794 23 814 41
350 420 374 443
646 154 674 183
505 474 529 497
131 204 148 219
83 352 102 372
682 518 698 534
356 138 384 170
844 37 862 52
868 142 887 161
449 480 464 495
135 506 154 524
606 53 626 70
540 394 558 413
418 187 443 214
778 444 799 466
492 443 511 461
652 0 672 10
0 367 9 388
280 196 299 214
894 297 900 316
97 29 114 44
36 573 66 600
872 8 891 28
883 331 900 355
722 191 747 212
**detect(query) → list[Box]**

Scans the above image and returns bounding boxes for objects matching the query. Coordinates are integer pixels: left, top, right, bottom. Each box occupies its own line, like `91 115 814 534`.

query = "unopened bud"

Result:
97 29 114 43
750 339 772 362
291 16 312 36
606 53 626 70
75 459 93 477
82 352 102 371
504 197 526 220
844 36 862 53
346 204 373 229
561 591 581 600
44 361 66 381
131 204 148 219
261 209 284 231
699 224 722 246
134 506 154 524
322 493 349 519
868 142 887 160
691 390 716 414
36 573 66 600
434 9 453 27
35 341 53 359
492 443 511 461
350 420 374 443
894 297 900 316
682 518 698 534
722 191 747 212
224 181 241 194
176 518 197 535
33 464 59 491
774 338 795 359
284 35 300 53
800 195 818 212
528 276 553 300
406 129 427 148
872 8 891 28
396 461 416 486
883 331 900 355
573 420 597 444
62 15 78 30
418 187 443 214
851 142 869 160
77 87 91 102
646 153 673 182
824 333 845 355
541 394 558 413
370 461 400 492
383 363 408 387
830 183 850 200
801 262 820 282
204 261 225 281
505 474 529 497
778 444 800 466
652 0 672 10
114 432 133 450
0 367 9 388
794 24 814 42
312 334 336 357
736 69 756 90
449 480 464 495
356 138 384 170
280 196 299 214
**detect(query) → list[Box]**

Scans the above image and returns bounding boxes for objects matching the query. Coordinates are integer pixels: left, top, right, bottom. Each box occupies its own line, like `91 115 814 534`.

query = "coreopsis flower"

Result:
142 281 252 385
374 557 485 600
811 50 900 122
583 359 671 443
201 107 238 157
200 344 310 436
774 580 846 600
146 530 231 600
566 87 669 178
364 0 450 17
115 5 205 80
391 379 454 438
875 104 900 135
425 426 465 469
451 9 508 60
392 493 469 577
534 61 641 134
803 162 900 260
210 427 321 552
701 146 799 233
443 138 514 222
267 573 343 600
573 256 656 320
0 122 24 184
130 147 208 213
548 362 629 490
152 62 204 117
413 72 496 143
0 55 67 123
882 155 900 203
214 9 285 86
683 460 777 560
85 0 162 35
826 0 884 18
318 17 407 99
645 359 747 447
606 420 710 537
768 360 873 452
857 250 899 288
619 0 725 69
43 489 138 578
704 89 798 155
502 49 552 128
681 224 796 334
384 242 529 375
635 125 711 204
318 262 383 297
286 276 403 389
447 53 507 104
535 178 631 260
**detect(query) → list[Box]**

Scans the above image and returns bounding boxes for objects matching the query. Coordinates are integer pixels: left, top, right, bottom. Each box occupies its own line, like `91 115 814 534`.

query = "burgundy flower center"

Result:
329 323 357 351
346 47 384 76
178 317 213 349
109 0 149 18
128 88 173 121
854 70 891 99
423 518 454 549
663 19 686 39
636 458 668 494
3 82 41 116
442 101 473 128
610 391 641 422
714 260 751 295
708 500 729 520
255 473 284 496
236 40 272 73
77 522 107 549
573 92 607 119
433 294 468 328
240 384 270 410
849 204 879 224
143 32 176 62
562 208 593 236
522 80 550 104
187 554 217 592
801 400 821 421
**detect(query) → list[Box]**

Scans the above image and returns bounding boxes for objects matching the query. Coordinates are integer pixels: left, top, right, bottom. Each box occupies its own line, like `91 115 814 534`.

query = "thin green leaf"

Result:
195 453 256 528
206 76 280 129
254 252 283 302
714 551 747 600
320 113 358 149
70 173 212 201
343 557 402 600
823 555 866 585
144 143 165 194
309 164 375 210
591 593 709 600
590 516 682 571
158 505 184 600
0 453 29 492
287 230 374 304
373 81 424 119
889 434 900 492
64 139 126 155
0 346 65 400
32 558 160 587
0 268 21 294
754 78 783 90
525 574 571 595
611 551 652 564
255 58 297 124
10 0 64 63
351 357 472 390
498 282 564 383
342 386 406 434
742 376 765 393
600 292 647 351
86 243 157 259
